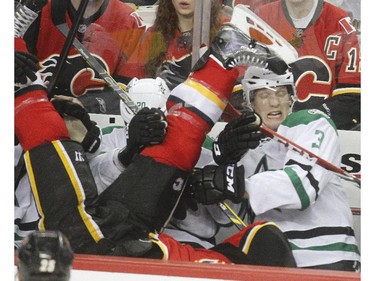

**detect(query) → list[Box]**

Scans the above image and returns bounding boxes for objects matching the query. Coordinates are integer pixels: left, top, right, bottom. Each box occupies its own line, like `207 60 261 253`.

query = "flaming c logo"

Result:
39 53 109 97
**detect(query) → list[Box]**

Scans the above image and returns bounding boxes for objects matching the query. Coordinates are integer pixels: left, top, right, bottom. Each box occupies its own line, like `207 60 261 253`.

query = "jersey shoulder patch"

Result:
282 109 337 131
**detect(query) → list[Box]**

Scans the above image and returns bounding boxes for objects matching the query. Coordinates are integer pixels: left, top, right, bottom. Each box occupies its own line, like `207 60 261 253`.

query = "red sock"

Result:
142 58 239 171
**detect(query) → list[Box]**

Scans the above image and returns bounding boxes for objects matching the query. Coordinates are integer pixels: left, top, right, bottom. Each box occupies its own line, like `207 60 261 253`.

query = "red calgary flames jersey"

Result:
123 27 195 90
257 0 361 109
34 0 145 98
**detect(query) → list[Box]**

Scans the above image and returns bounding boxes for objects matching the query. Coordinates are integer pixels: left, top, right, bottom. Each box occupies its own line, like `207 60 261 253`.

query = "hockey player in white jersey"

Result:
188 66 361 271
89 77 242 248
90 77 170 194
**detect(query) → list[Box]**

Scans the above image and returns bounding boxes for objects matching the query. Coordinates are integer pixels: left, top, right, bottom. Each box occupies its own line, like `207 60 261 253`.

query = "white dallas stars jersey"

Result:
239 109 360 267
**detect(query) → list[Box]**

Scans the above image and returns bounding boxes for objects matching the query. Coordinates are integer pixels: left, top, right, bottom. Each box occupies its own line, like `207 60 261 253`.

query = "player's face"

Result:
172 0 195 18
251 86 291 130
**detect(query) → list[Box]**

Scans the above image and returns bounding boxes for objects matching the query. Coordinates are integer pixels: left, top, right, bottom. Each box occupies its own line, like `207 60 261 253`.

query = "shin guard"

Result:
25 140 109 253
99 154 189 232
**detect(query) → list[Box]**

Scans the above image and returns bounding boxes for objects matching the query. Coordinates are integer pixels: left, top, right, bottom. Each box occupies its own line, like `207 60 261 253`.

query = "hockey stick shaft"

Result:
351 207 360 216
191 0 211 68
159 176 190 233
56 24 139 115
260 125 361 187
217 202 247 230
47 0 89 99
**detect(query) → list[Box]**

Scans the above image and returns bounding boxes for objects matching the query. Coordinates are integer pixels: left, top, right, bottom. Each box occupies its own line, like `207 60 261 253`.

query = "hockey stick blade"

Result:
56 24 139 115
260 125 361 187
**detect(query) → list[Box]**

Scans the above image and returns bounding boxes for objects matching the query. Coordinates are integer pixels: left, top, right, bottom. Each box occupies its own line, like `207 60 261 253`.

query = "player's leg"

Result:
141 57 239 171
137 221 296 267
99 23 278 232
99 58 240 230
15 34 122 253
212 221 297 267
142 232 233 263
15 78 119 251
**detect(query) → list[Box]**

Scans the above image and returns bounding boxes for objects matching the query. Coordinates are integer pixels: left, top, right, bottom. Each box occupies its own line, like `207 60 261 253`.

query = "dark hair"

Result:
144 0 224 77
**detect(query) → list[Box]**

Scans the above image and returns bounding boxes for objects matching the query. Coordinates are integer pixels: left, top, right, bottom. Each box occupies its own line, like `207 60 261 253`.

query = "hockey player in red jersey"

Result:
15 22 296 266
22 0 146 114
256 0 361 130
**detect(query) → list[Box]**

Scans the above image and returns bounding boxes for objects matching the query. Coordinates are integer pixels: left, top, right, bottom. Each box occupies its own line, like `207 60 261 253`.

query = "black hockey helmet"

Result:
16 230 74 281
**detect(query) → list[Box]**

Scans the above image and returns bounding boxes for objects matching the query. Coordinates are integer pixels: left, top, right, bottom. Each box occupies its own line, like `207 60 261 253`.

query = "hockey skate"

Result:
207 23 289 75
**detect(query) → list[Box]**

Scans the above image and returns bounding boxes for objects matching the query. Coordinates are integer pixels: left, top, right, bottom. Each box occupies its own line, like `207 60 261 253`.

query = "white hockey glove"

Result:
187 164 245 205
213 111 262 165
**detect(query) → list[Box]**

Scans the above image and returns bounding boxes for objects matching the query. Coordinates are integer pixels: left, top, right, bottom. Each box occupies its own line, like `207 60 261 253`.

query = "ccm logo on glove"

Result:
226 164 235 193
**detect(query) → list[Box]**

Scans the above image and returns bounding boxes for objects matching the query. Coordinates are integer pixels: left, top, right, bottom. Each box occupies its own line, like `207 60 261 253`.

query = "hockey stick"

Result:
47 0 89 99
351 207 361 216
55 23 139 115
218 201 247 230
159 176 190 234
260 125 361 187
191 0 211 67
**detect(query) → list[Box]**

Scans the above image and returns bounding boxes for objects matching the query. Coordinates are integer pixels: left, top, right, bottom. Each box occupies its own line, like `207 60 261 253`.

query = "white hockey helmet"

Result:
242 66 296 107
120 77 170 124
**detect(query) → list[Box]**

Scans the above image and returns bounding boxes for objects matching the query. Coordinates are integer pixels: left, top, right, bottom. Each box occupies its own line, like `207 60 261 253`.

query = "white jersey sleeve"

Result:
89 127 128 195
242 109 341 214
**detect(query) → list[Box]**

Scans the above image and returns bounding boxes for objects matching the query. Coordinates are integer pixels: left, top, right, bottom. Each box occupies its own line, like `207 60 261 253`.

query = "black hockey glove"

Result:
51 98 101 153
186 164 245 205
318 94 360 130
127 107 167 148
213 111 262 165
118 107 167 167
15 51 39 84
